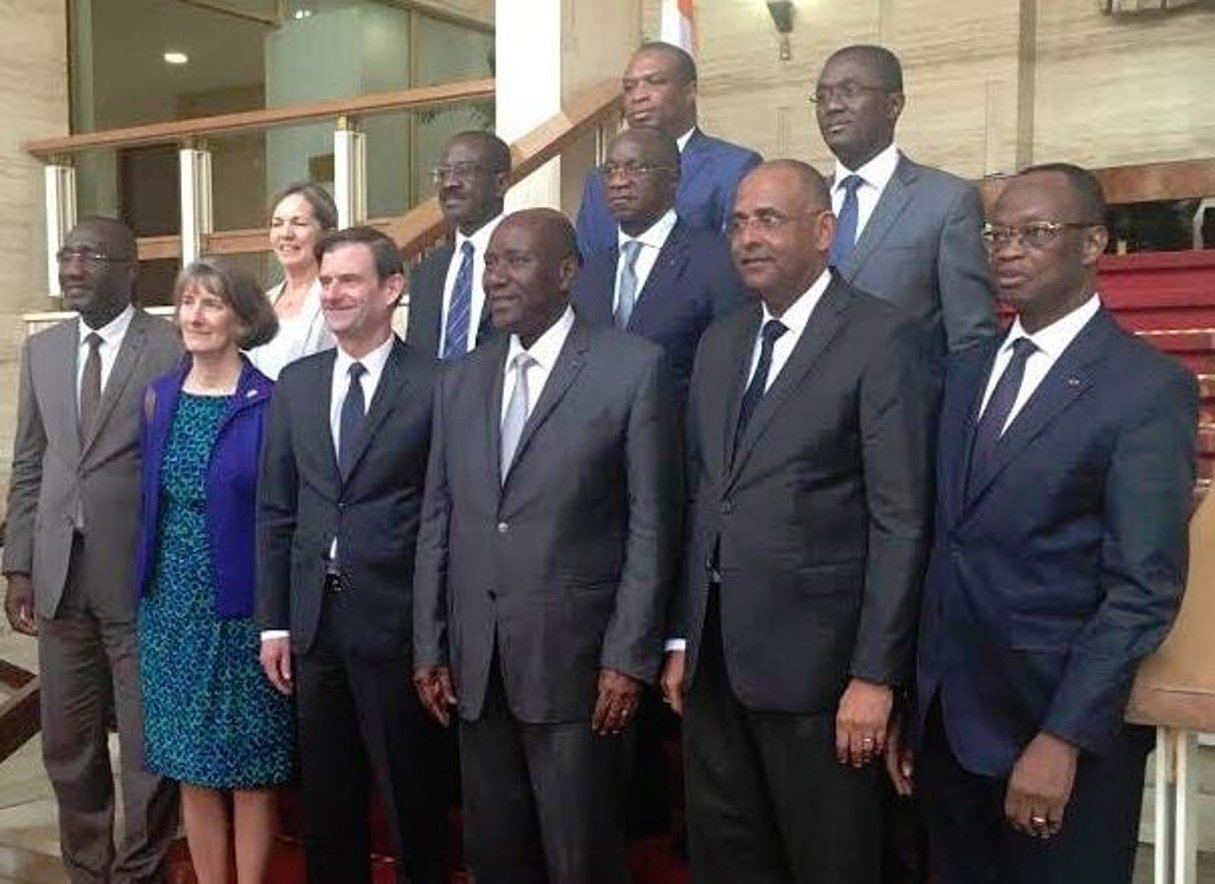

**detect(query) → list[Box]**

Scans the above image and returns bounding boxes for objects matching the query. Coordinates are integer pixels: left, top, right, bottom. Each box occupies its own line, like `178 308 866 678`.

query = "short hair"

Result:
745 159 832 210
316 226 404 282
1019 162 1108 222
174 258 278 350
269 182 339 231
73 215 137 260
636 41 697 84
612 126 680 170
448 130 512 173
827 44 904 92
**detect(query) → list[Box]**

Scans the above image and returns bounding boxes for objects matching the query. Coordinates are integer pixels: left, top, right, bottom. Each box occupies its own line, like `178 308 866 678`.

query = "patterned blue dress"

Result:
138 392 293 789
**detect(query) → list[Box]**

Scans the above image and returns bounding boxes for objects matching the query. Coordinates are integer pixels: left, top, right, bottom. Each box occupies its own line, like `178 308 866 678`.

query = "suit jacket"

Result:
2 310 183 621
256 337 440 657
413 318 682 724
916 309 1197 776
833 154 997 355
675 275 937 713
575 129 761 257
571 219 746 398
406 244 495 359
136 357 273 618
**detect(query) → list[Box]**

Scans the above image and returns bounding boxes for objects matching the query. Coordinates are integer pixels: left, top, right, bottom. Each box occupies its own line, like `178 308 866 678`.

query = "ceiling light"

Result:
293 8 313 18
163 51 189 65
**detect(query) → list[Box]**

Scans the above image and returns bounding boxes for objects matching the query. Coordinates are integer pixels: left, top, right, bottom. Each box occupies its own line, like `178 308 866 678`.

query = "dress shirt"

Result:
76 304 135 402
675 128 695 153
438 213 504 355
500 306 575 424
614 209 678 314
830 142 901 243
978 294 1101 434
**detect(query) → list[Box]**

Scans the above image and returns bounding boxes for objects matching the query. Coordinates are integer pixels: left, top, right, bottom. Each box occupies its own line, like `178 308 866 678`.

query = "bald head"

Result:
746 160 832 211
824 45 904 92
485 209 581 347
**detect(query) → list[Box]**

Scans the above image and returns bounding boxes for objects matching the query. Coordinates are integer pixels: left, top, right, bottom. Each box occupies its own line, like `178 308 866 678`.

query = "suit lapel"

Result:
342 339 410 482
82 311 147 459
946 339 1001 523
628 222 691 332
578 250 618 325
965 311 1114 506
52 320 83 464
841 155 915 279
484 336 510 487
719 306 762 482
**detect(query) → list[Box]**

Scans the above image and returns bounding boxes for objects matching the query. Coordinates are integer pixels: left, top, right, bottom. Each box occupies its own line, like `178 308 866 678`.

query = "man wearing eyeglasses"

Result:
575 42 761 258
3 217 182 883
890 164 1196 884
406 130 510 360
813 44 996 356
571 127 745 401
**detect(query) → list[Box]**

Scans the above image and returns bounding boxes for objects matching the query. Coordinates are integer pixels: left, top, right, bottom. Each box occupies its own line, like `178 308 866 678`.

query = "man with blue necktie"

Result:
407 131 511 360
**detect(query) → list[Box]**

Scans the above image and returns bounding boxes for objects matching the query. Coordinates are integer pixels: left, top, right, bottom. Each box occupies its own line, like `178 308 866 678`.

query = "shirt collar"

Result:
507 305 575 374
454 212 505 253
334 333 395 379
1003 293 1102 361
761 268 833 337
617 208 678 251
79 303 135 346
832 142 900 194
675 127 696 153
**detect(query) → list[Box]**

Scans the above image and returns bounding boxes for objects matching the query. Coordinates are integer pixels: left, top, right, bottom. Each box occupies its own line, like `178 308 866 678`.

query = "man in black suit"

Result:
406 130 510 359
890 164 1197 884
661 161 936 884
257 226 446 884
413 209 681 883
571 126 745 399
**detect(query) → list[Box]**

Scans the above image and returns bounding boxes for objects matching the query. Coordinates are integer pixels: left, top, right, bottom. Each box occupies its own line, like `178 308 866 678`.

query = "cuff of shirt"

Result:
260 630 290 642
664 638 687 652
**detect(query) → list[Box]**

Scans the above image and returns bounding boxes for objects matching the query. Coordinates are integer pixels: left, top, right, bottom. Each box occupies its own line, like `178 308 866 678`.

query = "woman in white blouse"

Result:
246 183 338 379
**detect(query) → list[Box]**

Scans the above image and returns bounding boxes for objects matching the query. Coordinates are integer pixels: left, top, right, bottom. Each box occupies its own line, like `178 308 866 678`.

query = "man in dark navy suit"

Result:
891 164 1197 884
575 42 761 257
572 126 745 400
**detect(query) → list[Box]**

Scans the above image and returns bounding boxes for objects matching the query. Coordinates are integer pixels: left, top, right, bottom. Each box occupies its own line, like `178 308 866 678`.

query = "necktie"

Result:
442 241 475 360
500 352 534 480
79 332 103 441
734 319 788 458
338 362 367 477
614 240 643 329
968 337 1038 487
829 174 864 268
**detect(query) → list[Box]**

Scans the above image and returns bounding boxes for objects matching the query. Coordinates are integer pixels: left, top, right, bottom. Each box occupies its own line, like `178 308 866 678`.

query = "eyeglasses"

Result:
55 247 133 266
808 82 889 105
598 161 677 180
430 161 500 184
727 209 826 237
980 221 1101 251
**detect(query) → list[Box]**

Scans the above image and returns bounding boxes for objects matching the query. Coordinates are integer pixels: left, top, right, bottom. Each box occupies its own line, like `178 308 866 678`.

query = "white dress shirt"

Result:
979 294 1102 434
501 307 575 423
438 213 504 355
614 209 678 314
675 128 695 153
76 304 135 403
831 142 901 243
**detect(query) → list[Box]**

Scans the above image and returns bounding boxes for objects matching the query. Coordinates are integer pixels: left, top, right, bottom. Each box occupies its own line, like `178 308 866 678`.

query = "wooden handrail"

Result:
25 79 495 158
977 158 1215 208
131 78 623 265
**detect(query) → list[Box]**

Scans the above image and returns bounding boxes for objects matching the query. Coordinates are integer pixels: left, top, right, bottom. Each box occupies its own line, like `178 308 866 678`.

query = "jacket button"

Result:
488 589 497 600
497 521 509 534
720 501 733 515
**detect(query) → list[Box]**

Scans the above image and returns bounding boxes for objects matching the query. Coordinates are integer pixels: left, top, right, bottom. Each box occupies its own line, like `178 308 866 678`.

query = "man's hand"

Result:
592 668 643 736
259 636 293 696
835 677 893 767
4 574 37 636
1004 731 1077 839
414 665 457 727
884 715 915 797
660 650 686 716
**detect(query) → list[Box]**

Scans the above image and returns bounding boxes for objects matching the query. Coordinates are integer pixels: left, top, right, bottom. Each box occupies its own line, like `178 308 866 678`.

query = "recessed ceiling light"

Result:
163 51 189 65
293 9 313 18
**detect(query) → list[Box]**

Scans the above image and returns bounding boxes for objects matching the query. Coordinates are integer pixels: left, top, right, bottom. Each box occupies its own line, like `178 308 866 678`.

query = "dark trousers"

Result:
295 586 446 884
459 656 633 884
39 543 178 884
683 590 883 884
919 700 1150 884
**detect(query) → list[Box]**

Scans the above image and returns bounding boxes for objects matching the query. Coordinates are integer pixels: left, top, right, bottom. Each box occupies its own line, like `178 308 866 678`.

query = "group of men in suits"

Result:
1 35 1197 884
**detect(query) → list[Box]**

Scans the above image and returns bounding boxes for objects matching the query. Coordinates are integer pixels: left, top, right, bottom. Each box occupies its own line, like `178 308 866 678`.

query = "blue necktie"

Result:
338 362 366 478
442 241 475 360
734 319 788 459
829 174 864 268
968 338 1038 492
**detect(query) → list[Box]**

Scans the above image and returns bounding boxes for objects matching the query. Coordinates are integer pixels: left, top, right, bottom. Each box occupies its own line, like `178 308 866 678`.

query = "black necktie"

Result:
79 332 103 441
338 362 367 477
734 319 788 458
968 337 1037 487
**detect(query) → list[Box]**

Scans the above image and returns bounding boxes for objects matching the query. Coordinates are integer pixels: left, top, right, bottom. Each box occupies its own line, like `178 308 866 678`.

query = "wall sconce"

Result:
766 1 794 61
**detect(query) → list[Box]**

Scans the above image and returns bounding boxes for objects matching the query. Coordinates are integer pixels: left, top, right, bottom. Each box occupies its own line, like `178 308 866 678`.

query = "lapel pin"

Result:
246 388 258 397
1066 377 1081 387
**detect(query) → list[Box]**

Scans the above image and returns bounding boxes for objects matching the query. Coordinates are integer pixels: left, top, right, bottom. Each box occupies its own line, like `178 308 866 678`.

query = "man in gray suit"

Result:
814 44 996 355
414 209 681 883
3 217 181 883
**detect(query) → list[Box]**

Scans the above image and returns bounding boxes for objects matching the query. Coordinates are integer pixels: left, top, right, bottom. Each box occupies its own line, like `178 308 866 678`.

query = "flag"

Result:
659 0 696 55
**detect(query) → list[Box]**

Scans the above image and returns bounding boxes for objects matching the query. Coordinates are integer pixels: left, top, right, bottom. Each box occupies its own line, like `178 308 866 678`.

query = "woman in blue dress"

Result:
136 258 289 884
